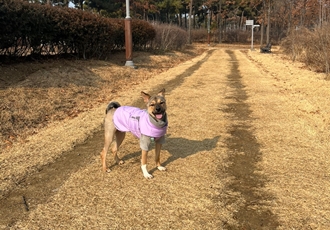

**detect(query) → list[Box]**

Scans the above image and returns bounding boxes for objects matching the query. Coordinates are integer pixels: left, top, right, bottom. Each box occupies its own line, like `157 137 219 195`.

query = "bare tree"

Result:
266 0 271 44
218 0 222 43
188 0 193 44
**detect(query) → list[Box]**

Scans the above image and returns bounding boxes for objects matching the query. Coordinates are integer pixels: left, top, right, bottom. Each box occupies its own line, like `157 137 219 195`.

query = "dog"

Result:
100 89 168 179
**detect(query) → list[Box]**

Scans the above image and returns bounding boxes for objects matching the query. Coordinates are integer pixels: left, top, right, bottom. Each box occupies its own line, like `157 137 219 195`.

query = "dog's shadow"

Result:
119 134 220 172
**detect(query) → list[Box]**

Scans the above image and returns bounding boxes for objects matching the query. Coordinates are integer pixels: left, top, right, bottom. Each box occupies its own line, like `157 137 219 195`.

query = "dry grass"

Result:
0 46 206 197
7 47 228 229
244 47 330 228
1 44 330 229
0 52 194 148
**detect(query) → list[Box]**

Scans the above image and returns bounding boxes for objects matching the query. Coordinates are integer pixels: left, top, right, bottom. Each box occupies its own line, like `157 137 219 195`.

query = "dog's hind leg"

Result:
112 131 126 165
100 109 117 172
100 127 116 172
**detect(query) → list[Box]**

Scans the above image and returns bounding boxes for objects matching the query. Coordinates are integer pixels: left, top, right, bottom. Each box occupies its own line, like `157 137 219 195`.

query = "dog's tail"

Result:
105 101 121 114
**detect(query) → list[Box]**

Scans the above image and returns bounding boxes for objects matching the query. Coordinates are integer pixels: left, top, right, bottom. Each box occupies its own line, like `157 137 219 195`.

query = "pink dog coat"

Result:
113 106 167 139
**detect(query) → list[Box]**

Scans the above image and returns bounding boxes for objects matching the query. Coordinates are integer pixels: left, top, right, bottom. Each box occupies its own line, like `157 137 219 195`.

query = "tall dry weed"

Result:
313 25 330 75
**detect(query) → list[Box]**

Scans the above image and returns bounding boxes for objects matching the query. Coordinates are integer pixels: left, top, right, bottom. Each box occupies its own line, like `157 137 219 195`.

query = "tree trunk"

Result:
287 0 292 35
219 0 222 43
260 23 264 46
178 13 182 27
266 0 271 44
260 0 266 46
188 0 193 44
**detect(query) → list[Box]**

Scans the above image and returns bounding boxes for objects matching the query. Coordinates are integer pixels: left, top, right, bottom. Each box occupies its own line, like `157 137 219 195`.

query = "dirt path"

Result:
1 46 330 229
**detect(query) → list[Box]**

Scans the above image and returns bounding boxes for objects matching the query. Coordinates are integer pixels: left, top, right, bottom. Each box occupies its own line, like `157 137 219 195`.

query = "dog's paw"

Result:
141 164 153 179
157 166 166 171
143 173 154 179
115 157 125 165
106 169 111 173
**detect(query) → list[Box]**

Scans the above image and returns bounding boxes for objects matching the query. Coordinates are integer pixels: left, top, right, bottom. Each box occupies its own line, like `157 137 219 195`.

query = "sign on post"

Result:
246 20 259 51
246 20 254 26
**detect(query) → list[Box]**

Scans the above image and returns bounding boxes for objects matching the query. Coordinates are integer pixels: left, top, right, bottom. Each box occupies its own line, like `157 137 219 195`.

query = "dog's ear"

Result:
141 91 151 104
158 88 165 97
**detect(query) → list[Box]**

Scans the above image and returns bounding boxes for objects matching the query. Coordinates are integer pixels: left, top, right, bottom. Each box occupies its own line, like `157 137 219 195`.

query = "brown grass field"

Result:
0 44 330 229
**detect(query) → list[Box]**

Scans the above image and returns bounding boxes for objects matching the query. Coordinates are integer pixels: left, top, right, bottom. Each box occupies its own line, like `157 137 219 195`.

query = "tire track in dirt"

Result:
0 50 215 228
138 49 216 102
222 50 279 229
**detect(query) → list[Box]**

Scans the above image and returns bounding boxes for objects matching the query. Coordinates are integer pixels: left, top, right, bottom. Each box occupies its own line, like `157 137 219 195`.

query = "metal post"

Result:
125 0 134 67
251 24 260 51
251 25 254 50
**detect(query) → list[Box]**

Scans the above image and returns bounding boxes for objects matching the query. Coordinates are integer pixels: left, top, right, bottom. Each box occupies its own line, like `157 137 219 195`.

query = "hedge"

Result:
0 0 156 59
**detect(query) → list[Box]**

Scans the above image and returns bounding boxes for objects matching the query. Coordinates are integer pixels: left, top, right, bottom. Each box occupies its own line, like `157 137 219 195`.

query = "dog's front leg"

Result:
141 150 153 179
155 143 166 171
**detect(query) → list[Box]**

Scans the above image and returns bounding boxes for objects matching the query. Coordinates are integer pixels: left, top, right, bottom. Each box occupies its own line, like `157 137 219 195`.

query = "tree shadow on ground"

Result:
220 49 280 229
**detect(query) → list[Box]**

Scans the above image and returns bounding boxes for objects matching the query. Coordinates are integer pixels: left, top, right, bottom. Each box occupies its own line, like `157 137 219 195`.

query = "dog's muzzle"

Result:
153 106 165 119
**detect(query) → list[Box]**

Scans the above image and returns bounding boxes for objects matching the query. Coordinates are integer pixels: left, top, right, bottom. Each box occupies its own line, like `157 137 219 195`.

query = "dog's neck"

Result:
149 113 167 128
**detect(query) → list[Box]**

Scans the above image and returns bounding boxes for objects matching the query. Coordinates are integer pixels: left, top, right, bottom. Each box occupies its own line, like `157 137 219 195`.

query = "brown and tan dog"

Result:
100 89 168 179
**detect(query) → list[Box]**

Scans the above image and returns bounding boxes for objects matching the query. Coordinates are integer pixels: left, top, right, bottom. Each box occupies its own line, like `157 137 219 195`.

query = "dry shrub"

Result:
224 29 250 43
308 25 330 75
150 23 188 51
191 28 208 42
280 27 312 62
0 0 155 59
281 25 330 76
